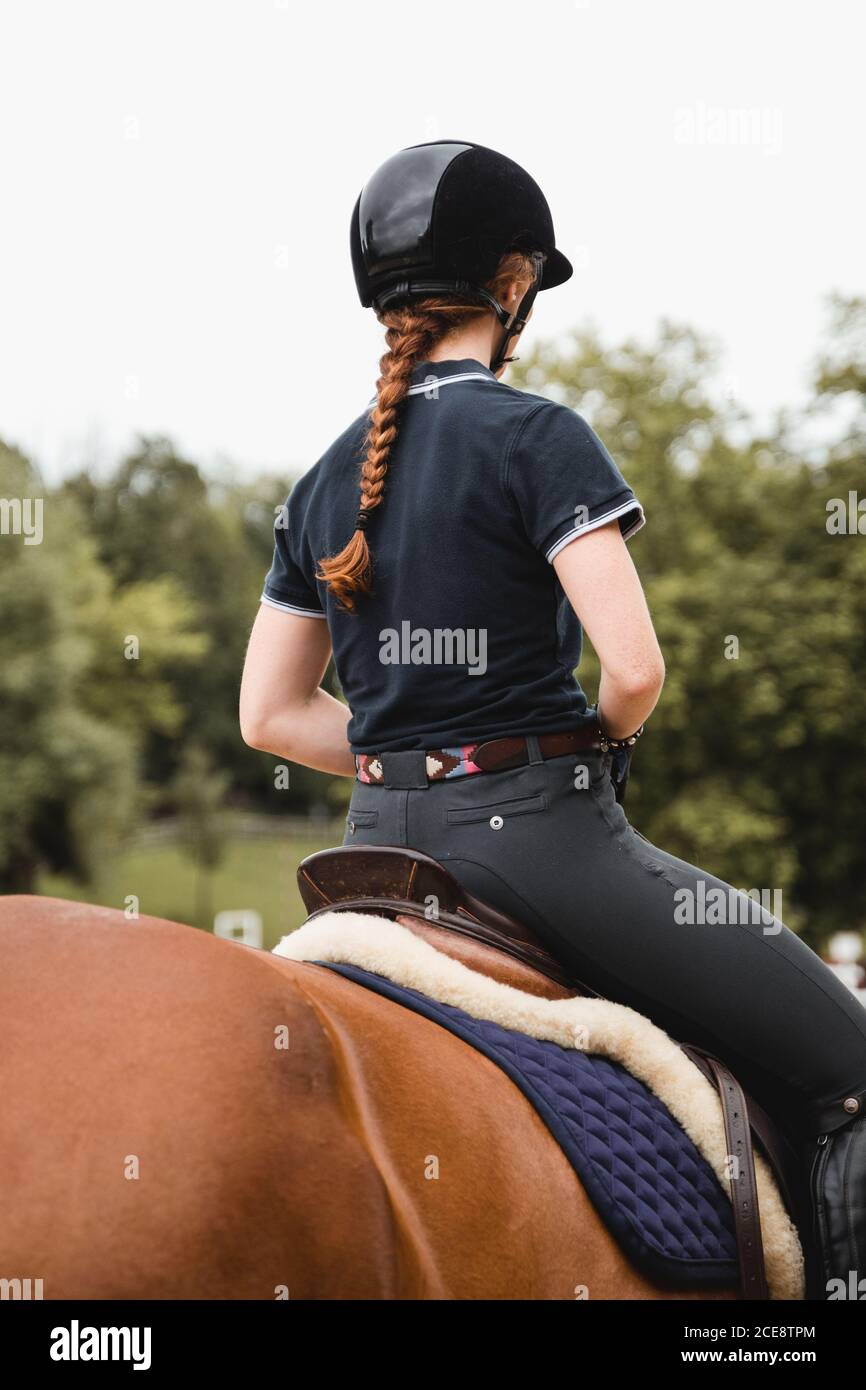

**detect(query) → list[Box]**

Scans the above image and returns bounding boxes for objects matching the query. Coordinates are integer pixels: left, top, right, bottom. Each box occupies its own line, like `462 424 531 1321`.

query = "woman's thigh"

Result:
346 751 866 1136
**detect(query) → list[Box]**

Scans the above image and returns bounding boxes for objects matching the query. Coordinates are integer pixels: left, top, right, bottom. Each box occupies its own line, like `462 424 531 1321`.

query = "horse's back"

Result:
0 896 383 1297
0 896 723 1299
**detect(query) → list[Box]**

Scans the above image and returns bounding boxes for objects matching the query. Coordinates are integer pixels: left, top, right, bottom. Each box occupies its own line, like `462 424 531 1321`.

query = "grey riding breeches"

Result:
342 744 866 1144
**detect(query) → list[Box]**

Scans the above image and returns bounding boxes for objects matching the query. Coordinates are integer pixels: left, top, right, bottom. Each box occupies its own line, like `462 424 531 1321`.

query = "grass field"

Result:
37 829 338 950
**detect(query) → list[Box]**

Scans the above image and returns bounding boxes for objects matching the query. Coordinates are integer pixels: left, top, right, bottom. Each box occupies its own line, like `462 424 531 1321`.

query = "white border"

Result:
367 371 495 406
545 499 646 563
260 592 327 619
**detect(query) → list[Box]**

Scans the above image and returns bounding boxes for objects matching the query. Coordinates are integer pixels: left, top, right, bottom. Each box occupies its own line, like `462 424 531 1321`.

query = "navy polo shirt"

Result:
261 358 644 753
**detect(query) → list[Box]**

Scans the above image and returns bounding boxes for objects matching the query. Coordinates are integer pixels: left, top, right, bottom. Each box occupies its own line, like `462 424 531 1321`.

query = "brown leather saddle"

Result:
298 844 807 1300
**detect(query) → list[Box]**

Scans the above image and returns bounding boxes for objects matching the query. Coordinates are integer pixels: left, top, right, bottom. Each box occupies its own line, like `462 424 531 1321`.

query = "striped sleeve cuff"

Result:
545 498 646 563
260 591 327 619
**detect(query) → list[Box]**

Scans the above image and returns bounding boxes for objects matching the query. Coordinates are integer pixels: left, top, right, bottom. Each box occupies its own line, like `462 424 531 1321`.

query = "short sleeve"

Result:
504 402 645 562
260 490 326 619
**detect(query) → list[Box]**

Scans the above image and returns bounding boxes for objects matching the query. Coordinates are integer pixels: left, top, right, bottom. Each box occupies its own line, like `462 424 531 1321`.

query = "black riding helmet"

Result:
350 140 573 371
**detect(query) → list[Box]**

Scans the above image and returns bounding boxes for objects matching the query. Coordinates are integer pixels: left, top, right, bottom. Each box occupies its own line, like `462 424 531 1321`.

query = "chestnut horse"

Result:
0 895 730 1300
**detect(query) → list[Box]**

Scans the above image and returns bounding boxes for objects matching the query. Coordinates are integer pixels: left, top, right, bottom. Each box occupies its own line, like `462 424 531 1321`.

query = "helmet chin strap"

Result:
488 251 546 374
370 250 547 373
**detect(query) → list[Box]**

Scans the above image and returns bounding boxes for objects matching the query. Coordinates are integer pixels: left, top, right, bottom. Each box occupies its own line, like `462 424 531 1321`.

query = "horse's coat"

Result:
319 959 744 1288
0 895 764 1299
275 911 804 1300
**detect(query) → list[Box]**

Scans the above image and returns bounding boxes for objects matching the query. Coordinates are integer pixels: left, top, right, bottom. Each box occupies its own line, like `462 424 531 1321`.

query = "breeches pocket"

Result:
444 791 548 827
346 807 380 833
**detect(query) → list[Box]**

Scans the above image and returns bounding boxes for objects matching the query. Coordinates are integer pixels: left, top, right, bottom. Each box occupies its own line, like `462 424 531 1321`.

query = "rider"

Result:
240 139 866 1298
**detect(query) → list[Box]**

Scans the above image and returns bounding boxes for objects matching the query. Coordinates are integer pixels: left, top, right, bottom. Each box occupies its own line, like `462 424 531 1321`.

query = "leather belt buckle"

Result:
471 736 527 774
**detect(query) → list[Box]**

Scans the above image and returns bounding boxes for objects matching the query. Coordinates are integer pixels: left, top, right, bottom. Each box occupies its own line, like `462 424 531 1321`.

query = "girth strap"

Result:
684 1045 769 1299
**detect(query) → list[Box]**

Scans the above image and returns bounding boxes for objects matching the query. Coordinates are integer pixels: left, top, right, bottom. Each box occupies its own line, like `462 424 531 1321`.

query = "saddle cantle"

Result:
298 843 577 985
297 844 809 1299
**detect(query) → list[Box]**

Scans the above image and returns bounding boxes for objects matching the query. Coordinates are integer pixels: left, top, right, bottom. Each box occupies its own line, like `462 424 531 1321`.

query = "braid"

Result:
315 304 449 611
359 310 440 520
317 251 536 611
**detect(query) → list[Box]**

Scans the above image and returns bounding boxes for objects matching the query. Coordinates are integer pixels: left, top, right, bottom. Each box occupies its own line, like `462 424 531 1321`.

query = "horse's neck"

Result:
394 915 574 1001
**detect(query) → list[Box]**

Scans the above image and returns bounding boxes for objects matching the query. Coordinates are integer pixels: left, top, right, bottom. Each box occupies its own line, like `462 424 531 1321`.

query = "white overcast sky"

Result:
1 0 863 482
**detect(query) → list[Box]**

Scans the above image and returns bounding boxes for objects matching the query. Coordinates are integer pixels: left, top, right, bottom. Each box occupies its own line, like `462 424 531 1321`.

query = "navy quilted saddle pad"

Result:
317 961 738 1291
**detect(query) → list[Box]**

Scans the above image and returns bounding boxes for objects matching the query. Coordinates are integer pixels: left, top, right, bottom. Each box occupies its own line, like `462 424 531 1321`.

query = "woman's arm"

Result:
239 605 355 777
552 520 665 739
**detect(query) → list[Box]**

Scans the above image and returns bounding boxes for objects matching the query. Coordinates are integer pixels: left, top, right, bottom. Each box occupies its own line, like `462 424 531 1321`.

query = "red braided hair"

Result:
316 251 537 611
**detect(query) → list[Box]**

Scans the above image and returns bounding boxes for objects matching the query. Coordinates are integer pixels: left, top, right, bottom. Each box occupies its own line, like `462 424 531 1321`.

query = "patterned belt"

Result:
354 726 605 785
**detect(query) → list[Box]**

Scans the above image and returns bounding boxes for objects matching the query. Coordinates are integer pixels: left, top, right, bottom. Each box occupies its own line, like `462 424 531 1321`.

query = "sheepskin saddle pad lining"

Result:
274 912 804 1300
320 960 739 1289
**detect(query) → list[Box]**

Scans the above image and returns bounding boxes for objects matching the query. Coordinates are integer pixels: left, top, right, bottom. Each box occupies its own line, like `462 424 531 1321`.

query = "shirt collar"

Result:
408 357 496 387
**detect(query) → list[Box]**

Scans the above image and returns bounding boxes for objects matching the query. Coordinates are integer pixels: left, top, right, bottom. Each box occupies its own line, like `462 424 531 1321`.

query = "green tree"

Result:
0 442 208 891
513 306 866 946
61 438 336 814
